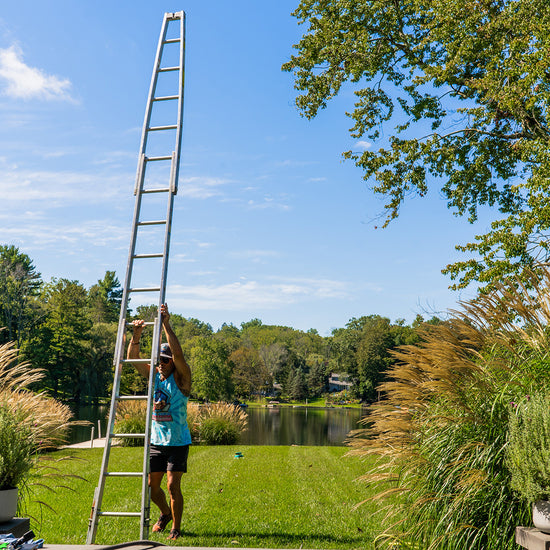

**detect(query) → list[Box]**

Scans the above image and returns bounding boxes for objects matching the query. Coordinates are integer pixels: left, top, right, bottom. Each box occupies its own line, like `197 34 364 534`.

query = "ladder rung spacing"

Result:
86 10 186 545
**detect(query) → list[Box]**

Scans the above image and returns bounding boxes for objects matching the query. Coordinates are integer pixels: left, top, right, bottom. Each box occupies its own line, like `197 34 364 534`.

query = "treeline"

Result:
0 244 440 404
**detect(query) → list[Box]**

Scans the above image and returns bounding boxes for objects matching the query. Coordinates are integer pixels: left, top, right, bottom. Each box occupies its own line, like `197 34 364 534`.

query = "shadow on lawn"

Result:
152 528 369 547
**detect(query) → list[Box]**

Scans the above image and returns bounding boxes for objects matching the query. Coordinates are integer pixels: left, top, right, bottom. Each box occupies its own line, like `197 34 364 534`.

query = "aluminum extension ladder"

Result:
86 11 186 544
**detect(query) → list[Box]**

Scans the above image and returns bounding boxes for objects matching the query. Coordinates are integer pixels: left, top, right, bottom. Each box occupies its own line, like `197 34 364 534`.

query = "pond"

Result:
68 404 366 446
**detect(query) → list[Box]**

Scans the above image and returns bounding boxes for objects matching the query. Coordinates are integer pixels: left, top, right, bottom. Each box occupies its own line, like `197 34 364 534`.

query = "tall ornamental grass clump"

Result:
0 337 84 514
347 270 550 550
114 401 146 447
0 339 78 450
113 400 242 445
198 402 248 445
507 393 550 503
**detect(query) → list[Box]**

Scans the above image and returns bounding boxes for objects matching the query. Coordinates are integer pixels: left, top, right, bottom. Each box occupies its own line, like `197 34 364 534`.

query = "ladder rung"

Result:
129 286 161 292
138 220 167 226
118 395 148 400
125 320 155 327
148 124 177 131
112 433 146 439
141 188 170 194
153 96 178 102
98 512 143 518
133 253 164 259
105 471 144 477
158 66 179 72
164 38 181 44
122 358 151 364
145 155 172 161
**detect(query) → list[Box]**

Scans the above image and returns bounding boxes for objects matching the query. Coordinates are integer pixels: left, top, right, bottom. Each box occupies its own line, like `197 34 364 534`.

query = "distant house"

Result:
328 373 353 393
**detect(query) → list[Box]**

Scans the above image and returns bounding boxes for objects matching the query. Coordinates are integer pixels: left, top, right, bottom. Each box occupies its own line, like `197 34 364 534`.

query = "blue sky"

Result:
0 1 492 335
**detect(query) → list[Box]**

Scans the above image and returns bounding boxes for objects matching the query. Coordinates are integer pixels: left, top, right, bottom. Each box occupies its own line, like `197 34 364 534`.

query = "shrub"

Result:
198 402 248 445
347 269 550 550
507 393 550 503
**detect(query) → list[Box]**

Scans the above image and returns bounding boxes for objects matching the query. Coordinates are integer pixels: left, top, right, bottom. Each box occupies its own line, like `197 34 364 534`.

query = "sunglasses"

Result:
159 356 171 364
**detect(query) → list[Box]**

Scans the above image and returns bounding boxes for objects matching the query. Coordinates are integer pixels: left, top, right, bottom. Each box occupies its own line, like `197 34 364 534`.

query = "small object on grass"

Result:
234 451 243 459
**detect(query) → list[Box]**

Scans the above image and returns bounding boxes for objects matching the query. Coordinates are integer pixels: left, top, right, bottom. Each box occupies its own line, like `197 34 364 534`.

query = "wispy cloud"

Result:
0 45 74 102
227 249 281 262
168 276 354 312
0 219 128 249
179 176 229 199
0 167 130 204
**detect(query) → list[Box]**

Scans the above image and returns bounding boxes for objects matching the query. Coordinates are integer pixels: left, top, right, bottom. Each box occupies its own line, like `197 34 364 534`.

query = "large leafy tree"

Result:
188 338 233 402
229 346 272 398
283 0 550 289
23 278 92 401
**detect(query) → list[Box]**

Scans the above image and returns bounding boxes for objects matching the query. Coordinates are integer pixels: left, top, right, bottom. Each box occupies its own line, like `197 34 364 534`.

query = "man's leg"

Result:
149 471 171 517
166 471 184 531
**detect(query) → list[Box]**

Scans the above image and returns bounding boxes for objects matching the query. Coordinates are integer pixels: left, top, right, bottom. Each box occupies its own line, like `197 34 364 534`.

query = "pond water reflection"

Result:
69 404 366 446
240 406 364 446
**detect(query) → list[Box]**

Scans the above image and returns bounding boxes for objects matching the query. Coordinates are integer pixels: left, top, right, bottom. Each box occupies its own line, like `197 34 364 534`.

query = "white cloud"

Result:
356 140 372 151
167 277 353 312
0 45 74 101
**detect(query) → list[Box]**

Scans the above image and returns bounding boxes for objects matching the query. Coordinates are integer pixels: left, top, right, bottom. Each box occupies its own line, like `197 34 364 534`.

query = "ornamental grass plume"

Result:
198 402 248 445
0 338 80 450
0 335 87 517
347 268 550 550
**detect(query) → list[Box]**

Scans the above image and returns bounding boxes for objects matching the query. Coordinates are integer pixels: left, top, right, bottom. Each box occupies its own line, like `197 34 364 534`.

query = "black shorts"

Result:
149 444 189 473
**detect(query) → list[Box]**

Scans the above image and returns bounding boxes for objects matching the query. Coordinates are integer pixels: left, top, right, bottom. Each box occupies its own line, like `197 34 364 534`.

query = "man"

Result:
127 303 192 541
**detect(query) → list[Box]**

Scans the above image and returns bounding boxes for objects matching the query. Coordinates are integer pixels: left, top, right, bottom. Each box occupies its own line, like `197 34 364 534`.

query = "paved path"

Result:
63 438 108 449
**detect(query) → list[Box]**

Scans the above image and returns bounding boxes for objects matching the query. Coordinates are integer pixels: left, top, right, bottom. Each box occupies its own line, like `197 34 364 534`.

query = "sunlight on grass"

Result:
25 446 385 549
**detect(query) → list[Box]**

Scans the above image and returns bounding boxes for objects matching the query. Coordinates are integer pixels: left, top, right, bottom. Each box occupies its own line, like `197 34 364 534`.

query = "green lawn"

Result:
24 445 382 549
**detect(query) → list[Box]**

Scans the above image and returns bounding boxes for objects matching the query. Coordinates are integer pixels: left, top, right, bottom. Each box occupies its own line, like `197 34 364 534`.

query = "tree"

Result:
306 353 328 397
286 365 308 401
229 347 272 399
87 271 122 324
22 278 92 401
355 316 395 401
188 338 232 402
0 245 42 346
283 0 550 290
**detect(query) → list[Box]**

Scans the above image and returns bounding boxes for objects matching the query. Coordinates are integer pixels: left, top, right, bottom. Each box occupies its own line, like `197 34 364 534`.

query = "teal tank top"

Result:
151 371 192 446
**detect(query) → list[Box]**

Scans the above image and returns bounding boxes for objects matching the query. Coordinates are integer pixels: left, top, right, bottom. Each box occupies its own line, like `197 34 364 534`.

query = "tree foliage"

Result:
0 245 42 346
283 0 550 289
